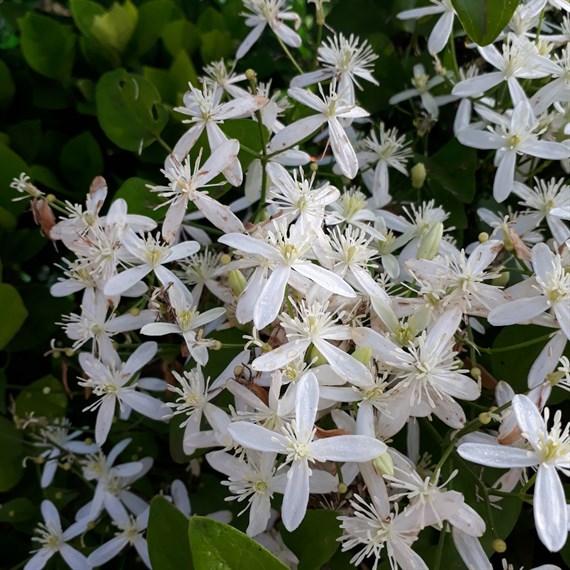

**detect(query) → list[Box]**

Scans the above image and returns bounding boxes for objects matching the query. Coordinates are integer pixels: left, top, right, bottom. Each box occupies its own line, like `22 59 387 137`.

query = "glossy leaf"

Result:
18 12 76 83
14 375 68 418
96 69 169 151
0 417 24 492
113 177 163 220
451 0 520 46
188 516 288 570
90 0 138 54
59 132 103 190
0 143 28 215
148 496 193 570
0 58 15 108
0 284 28 350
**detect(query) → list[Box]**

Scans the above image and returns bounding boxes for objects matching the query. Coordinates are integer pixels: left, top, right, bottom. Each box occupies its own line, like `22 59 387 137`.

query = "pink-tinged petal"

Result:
236 23 265 60
228 421 287 453
219 232 277 259
512 394 545 448
124 342 157 377
494 150 516 202
194 193 245 234
88 536 128 567
328 116 358 179
293 262 355 297
428 11 454 54
453 72 503 98
295 371 319 433
281 460 310 531
452 528 492 570
431 398 467 428
529 332 566 388
457 442 538 468
268 115 326 153
488 296 550 325
314 338 373 387
122 391 165 421
104 265 152 297
254 265 290 329
196 139 241 186
535 465 568 552
251 339 310 371
311 435 386 462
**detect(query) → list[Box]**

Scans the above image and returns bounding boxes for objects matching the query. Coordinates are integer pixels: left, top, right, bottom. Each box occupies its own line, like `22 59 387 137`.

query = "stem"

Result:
434 523 448 570
276 35 304 75
155 135 173 154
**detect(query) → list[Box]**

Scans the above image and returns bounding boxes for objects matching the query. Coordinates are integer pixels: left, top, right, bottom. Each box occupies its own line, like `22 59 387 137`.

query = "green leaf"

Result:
199 30 234 63
0 283 27 350
18 12 76 83
0 143 28 215
91 0 138 54
14 375 68 418
70 0 106 37
0 498 37 523
280 510 342 570
0 417 24 492
129 0 182 58
451 0 520 46
148 496 193 570
114 177 163 220
59 132 103 190
96 69 169 151
162 20 201 58
219 119 268 171
0 58 15 108
188 516 288 570
169 50 198 95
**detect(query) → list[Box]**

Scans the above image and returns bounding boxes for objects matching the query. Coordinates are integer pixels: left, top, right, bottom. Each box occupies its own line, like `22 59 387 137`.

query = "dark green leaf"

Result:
18 12 76 83
199 30 234 63
114 177 163 220
169 51 198 95
0 417 24 492
188 516 288 570
0 498 37 523
280 510 341 570
96 69 169 151
0 283 28 349
451 0 520 46
0 142 29 216
0 57 15 108
59 132 103 190
14 375 68 418
162 20 201 58
148 496 193 570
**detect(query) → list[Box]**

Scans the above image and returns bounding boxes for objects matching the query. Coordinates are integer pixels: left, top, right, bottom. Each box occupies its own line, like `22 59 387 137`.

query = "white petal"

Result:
534 465 568 552
452 528 492 570
95 396 116 446
293 262 355 297
310 435 386 462
268 115 326 153
88 536 128 566
494 150 516 202
122 391 165 421
228 421 287 453
488 296 550 325
428 11 454 54
251 340 310 371
24 548 54 570
457 442 538 468
281 460 310 531
254 265 290 329
328 116 359 179
295 371 319 433
104 265 151 297
314 339 373 387
512 394 545 448
60 545 91 570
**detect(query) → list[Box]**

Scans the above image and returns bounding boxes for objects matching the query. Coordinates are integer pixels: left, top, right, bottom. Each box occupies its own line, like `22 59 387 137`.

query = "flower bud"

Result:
337 482 348 494
228 269 247 297
478 232 489 243
220 253 232 265
491 271 510 287
130 307 141 317
373 451 394 477
492 539 507 553
411 163 426 189
478 412 492 425
417 222 443 260
470 367 481 380
245 69 257 82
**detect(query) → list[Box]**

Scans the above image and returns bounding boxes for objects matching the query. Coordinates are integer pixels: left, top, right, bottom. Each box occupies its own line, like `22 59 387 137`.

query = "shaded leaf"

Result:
0 283 28 350
14 375 68 418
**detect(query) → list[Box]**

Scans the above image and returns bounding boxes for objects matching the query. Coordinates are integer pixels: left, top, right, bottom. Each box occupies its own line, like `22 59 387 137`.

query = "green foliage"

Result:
0 417 25 492
0 283 28 349
148 497 194 570
451 0 521 46
14 375 68 418
96 68 169 151
188 516 288 570
59 132 103 190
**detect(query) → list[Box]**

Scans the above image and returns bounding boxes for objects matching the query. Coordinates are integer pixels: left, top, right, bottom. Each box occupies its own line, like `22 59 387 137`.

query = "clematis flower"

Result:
228 371 386 531
458 394 570 552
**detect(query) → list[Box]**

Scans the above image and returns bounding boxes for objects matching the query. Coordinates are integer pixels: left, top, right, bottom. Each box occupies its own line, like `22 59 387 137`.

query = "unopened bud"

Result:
245 69 256 82
234 365 244 376
411 163 426 189
492 539 507 553
309 162 318 172
210 340 222 351
373 451 394 477
478 232 489 243
478 412 492 425
61 462 71 471
308 344 327 367
220 253 232 265
470 367 481 380
417 222 443 260
64 348 74 357
46 194 56 203
228 269 247 297
491 271 510 287
337 482 348 494
130 307 141 317
352 347 371 366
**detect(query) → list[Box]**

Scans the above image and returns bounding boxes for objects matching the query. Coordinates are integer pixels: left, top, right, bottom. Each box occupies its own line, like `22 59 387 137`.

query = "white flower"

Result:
78 342 165 446
397 0 456 55
25 501 90 570
458 394 570 552
291 33 378 105
457 100 570 202
152 140 245 242
268 84 369 179
236 0 301 60
228 371 386 531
